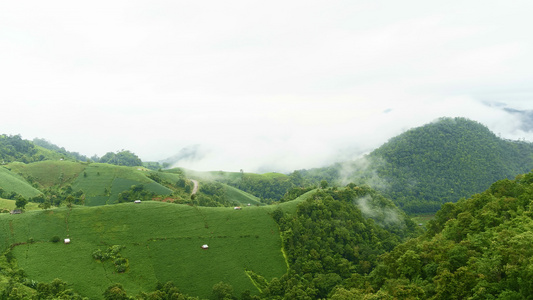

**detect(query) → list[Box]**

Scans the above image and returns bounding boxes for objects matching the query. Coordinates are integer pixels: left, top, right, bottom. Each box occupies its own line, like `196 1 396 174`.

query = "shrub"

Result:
50 236 60 243
92 249 104 260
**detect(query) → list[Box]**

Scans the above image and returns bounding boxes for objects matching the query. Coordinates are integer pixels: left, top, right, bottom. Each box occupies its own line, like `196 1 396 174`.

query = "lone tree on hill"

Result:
15 197 28 210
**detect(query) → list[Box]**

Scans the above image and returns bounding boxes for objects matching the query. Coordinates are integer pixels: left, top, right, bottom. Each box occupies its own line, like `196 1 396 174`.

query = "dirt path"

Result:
191 179 199 195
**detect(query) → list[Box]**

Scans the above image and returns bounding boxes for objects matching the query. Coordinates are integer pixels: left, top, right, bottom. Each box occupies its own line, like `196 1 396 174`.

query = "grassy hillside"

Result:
0 166 42 199
1 201 288 299
6 160 87 188
0 198 40 212
72 164 173 206
185 169 299 203
221 183 263 206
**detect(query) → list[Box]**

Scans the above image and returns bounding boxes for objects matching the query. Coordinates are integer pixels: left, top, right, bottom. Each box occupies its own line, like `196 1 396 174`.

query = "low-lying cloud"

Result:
1 1 532 173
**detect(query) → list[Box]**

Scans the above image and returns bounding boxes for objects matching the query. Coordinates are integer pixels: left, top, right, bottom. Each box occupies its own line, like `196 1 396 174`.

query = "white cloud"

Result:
1 1 533 172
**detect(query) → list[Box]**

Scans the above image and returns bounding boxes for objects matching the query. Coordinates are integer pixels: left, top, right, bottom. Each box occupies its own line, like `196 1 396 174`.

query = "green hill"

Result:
6 160 87 188
369 117 533 213
186 169 302 203
0 201 288 299
301 117 533 213
221 183 263 206
0 166 42 199
71 163 173 206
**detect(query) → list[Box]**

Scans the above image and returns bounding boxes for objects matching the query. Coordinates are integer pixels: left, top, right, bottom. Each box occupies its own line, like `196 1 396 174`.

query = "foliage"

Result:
103 283 132 300
137 281 199 299
99 150 143 167
261 186 418 299
212 281 235 300
204 170 309 203
0 134 38 164
299 117 533 213
14 197 27 210
354 171 533 298
92 245 129 273
117 184 155 203
32 138 89 161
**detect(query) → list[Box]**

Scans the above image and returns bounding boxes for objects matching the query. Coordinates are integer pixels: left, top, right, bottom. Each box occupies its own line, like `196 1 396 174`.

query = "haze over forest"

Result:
2 1 533 172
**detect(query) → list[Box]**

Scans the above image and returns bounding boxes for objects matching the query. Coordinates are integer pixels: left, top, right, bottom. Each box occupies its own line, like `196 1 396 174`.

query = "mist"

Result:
165 98 533 173
355 195 402 227
1 1 532 173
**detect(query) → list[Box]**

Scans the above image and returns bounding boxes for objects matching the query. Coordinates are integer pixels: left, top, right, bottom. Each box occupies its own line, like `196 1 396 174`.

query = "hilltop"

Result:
299 117 533 213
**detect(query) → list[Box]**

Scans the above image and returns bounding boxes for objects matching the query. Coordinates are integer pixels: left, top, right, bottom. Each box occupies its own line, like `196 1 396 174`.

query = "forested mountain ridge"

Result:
371 117 533 212
346 170 533 299
300 117 533 213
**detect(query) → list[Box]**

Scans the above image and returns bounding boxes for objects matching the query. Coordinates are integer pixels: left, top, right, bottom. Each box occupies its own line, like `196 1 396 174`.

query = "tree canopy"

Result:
99 150 143 167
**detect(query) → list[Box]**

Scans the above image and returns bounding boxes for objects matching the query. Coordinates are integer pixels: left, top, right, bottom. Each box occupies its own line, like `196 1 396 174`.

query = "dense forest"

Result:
0 135 44 164
299 117 533 213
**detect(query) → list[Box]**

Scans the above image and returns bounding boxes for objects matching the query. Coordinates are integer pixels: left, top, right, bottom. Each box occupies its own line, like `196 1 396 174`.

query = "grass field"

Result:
7 160 87 188
0 166 42 198
72 164 173 206
0 198 40 211
411 213 436 227
221 184 263 206
1 200 291 299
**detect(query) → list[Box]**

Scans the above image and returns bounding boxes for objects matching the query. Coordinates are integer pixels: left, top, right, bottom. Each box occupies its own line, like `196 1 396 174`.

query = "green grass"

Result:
0 198 40 211
1 201 288 299
410 213 435 227
222 184 263 206
6 160 86 188
0 166 42 198
72 164 172 206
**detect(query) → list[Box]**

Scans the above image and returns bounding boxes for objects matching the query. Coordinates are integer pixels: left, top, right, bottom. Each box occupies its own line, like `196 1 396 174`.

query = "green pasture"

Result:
222 184 263 206
72 164 172 206
0 166 42 198
0 198 40 211
7 160 86 188
1 201 288 299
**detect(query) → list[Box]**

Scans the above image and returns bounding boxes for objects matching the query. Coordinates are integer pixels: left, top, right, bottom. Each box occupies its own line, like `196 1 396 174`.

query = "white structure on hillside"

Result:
201 244 209 249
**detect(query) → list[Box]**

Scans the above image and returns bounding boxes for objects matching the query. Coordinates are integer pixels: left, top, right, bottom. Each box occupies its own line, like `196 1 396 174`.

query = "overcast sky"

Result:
1 1 533 172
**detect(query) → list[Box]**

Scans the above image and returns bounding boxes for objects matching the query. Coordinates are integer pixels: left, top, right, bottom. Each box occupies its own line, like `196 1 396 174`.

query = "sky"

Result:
1 1 533 173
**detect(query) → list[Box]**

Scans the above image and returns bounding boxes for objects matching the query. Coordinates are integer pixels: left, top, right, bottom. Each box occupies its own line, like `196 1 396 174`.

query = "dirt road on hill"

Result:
191 179 199 195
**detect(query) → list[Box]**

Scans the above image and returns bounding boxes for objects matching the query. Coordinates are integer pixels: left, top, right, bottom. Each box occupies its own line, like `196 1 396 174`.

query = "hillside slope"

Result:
1 202 287 299
370 117 533 212
0 166 42 199
301 117 533 213
353 170 533 299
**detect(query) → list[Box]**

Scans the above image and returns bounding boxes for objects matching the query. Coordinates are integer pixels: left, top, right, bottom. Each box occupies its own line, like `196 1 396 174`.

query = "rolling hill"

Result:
0 165 42 199
300 117 533 213
0 199 293 298
0 183 419 299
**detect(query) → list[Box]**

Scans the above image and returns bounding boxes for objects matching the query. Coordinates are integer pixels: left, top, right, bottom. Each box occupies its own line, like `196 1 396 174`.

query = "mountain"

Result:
300 117 533 213
353 170 533 299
